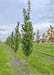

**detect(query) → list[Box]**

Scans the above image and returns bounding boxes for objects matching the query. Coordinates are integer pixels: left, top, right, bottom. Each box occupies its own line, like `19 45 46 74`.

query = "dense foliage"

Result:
10 31 14 49
14 22 20 52
21 0 34 57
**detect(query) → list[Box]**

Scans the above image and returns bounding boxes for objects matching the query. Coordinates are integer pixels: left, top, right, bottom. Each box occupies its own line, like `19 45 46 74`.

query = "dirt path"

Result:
6 45 27 75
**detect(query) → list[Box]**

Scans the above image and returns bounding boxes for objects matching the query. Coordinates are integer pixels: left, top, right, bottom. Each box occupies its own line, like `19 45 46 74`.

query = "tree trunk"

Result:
26 56 29 75
51 40 53 57
44 41 45 51
37 43 38 53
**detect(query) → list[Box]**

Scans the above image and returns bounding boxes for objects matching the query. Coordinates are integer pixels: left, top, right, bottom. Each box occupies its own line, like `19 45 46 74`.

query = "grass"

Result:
0 44 16 75
33 43 54 57
0 43 54 75
16 43 54 75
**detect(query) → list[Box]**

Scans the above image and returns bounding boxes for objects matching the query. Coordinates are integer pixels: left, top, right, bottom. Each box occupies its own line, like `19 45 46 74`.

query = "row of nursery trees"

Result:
6 0 34 75
6 24 54 50
6 0 34 54
6 22 21 52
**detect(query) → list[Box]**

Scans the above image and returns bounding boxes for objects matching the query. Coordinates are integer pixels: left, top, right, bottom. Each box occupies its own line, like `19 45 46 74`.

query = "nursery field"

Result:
17 43 54 75
0 43 54 75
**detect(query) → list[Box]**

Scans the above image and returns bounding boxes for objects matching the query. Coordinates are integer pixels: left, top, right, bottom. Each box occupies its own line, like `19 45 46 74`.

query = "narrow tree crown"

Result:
21 0 34 57
14 22 20 52
10 31 14 49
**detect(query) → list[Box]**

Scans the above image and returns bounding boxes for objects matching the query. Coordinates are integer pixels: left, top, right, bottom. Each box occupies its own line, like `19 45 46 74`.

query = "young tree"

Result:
14 22 20 52
36 29 40 52
36 29 40 44
10 31 14 50
41 33 45 43
47 25 54 42
21 0 34 74
6 36 11 46
41 33 46 50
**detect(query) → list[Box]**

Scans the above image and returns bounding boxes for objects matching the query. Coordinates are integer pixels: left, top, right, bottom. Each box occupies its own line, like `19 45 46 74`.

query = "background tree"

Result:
36 29 40 52
21 0 34 75
6 36 11 46
41 33 46 50
14 22 20 52
47 25 54 43
36 29 40 44
41 33 45 43
10 31 14 50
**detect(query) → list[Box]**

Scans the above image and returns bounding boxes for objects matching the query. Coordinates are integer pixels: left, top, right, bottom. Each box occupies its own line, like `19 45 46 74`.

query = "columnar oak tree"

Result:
21 0 34 74
6 36 11 46
10 31 14 49
14 22 20 52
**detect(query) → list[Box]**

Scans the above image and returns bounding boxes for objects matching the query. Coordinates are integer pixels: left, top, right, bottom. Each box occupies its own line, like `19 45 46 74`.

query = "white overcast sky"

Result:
0 0 54 41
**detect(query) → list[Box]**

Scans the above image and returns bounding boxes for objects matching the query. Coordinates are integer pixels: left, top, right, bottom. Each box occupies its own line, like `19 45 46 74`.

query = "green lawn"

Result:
16 43 54 75
0 44 15 75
